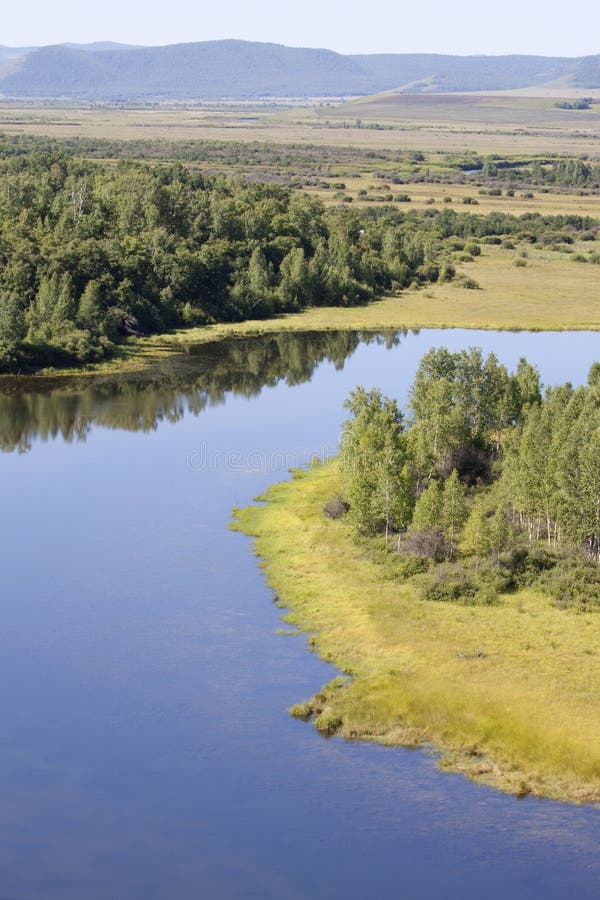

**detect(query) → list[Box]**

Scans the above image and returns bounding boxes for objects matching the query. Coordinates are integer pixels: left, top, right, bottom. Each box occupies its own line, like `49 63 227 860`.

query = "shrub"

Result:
540 558 600 611
454 275 480 290
394 555 431 578
498 547 558 588
323 495 350 519
417 563 478 603
438 262 456 282
399 528 447 562
416 263 440 283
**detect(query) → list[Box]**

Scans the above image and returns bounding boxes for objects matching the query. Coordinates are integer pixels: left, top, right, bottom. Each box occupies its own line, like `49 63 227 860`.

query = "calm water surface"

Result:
1 329 600 899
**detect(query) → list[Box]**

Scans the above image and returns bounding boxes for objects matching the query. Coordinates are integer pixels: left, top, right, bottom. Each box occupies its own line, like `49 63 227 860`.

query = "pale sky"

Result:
2 0 599 57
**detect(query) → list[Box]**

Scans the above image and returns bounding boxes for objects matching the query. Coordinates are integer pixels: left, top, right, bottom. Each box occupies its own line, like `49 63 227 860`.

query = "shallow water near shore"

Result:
1 328 600 899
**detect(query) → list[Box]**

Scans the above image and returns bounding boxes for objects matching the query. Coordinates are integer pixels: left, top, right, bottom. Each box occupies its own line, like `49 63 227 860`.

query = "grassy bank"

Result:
233 460 600 804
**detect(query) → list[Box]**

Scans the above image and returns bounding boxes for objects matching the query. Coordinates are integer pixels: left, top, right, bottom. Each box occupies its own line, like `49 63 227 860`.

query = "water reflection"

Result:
0 330 401 453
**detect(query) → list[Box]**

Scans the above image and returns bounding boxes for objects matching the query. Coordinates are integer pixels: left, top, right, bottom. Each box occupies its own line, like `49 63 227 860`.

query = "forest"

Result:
2 149 599 373
337 348 600 610
0 153 447 372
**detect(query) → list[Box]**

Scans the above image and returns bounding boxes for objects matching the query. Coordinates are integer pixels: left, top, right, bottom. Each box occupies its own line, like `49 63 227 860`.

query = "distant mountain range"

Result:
0 40 598 100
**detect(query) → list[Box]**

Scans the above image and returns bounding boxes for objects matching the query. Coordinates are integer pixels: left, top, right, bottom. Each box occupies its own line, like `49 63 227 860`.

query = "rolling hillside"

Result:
0 41 598 100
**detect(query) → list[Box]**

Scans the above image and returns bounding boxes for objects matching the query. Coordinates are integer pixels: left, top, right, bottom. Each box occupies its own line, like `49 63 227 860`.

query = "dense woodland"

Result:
0 154 449 371
337 349 600 610
1 148 599 373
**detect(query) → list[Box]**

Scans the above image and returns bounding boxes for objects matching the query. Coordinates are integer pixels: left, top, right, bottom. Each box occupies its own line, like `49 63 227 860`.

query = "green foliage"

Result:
460 500 491 563
407 346 531 485
338 348 600 611
412 480 443 530
0 296 26 351
540 558 600 611
339 387 412 539
441 469 468 558
0 154 451 372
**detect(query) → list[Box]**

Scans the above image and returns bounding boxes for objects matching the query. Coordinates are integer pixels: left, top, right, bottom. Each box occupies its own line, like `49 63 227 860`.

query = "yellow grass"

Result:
309 177 600 218
233 460 600 804
3 101 600 156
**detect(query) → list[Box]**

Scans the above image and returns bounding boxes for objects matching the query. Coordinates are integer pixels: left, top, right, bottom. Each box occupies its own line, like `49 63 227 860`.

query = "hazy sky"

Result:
3 0 599 57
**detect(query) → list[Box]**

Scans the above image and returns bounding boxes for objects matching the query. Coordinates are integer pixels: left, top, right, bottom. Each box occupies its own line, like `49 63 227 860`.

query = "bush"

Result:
323 495 350 519
399 528 447 562
438 262 456 282
540 558 600 611
394 555 431 578
417 563 478 603
498 547 558 588
416 263 440 283
454 275 480 290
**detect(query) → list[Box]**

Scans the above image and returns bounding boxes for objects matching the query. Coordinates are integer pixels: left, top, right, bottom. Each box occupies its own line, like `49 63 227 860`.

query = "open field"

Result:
2 96 600 156
233 460 600 803
322 91 600 130
307 177 600 217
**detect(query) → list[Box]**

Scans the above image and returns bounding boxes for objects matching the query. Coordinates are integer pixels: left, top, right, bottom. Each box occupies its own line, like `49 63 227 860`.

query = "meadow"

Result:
233 460 600 804
2 90 600 156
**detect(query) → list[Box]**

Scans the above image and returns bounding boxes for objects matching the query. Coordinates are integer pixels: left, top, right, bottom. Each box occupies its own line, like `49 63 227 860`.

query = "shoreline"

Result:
5 287 600 381
232 460 600 806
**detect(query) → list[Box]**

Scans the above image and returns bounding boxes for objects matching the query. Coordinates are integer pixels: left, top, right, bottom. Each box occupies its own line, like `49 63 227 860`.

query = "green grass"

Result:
233 460 600 804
